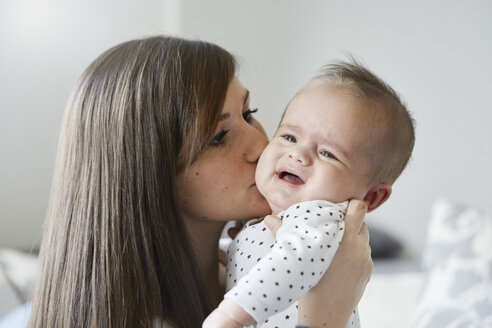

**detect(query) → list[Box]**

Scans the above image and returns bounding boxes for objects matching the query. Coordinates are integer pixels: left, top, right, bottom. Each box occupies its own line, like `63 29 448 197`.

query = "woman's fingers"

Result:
359 222 370 244
263 215 282 238
344 199 367 235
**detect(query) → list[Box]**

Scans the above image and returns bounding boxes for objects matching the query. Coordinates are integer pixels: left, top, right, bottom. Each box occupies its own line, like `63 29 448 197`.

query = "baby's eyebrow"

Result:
278 123 301 132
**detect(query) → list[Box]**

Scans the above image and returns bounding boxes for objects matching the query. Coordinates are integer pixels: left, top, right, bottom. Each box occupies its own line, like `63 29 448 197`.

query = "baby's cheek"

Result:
309 181 340 203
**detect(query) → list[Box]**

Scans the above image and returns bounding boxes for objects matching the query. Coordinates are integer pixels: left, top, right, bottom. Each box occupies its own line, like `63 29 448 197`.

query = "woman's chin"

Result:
246 197 271 219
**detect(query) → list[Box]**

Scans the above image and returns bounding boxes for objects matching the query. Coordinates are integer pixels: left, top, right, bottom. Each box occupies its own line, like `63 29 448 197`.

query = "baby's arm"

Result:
223 200 347 324
203 298 255 328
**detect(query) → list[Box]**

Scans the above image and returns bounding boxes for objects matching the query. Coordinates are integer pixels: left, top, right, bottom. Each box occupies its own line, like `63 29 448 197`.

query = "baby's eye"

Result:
242 108 258 123
320 150 338 160
283 135 297 143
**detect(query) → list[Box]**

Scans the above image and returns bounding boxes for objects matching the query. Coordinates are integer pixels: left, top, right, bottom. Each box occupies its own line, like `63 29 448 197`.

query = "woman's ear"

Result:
363 184 392 213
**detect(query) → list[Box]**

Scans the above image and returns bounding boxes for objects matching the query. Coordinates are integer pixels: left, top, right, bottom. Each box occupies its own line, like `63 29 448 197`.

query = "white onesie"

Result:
224 200 360 327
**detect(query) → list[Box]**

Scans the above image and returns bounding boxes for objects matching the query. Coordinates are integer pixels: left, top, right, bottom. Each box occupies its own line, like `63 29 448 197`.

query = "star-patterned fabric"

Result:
225 200 360 327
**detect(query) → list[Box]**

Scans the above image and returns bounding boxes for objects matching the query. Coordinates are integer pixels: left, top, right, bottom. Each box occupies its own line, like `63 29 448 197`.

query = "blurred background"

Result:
1 0 491 262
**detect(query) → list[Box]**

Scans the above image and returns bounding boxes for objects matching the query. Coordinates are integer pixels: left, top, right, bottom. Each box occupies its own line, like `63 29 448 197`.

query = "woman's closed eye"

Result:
209 129 230 147
242 108 258 123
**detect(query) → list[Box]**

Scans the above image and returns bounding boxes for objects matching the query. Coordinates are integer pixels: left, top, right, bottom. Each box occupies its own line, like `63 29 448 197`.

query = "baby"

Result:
204 59 415 327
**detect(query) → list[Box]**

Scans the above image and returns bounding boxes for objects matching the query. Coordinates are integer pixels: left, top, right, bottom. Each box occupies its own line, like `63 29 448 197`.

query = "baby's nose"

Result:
288 148 311 166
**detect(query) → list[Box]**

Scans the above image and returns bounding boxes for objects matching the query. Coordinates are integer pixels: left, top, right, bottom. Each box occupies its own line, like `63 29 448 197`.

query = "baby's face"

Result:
256 82 377 214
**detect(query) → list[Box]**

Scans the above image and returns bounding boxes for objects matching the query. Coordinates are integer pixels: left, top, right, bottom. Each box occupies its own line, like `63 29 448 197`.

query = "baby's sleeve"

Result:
224 200 346 323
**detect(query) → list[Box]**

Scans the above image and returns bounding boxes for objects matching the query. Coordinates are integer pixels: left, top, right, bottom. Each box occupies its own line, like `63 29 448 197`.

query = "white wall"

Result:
1 0 491 260
0 0 169 250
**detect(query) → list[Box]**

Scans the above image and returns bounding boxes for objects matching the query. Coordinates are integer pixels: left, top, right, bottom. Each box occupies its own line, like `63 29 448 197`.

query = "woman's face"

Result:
177 78 271 223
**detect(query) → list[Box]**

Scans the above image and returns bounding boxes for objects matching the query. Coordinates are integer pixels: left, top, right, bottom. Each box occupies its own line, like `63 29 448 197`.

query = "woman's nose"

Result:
243 124 268 163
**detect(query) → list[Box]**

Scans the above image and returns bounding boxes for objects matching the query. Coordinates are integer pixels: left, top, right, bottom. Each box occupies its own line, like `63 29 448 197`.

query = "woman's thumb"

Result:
345 199 368 234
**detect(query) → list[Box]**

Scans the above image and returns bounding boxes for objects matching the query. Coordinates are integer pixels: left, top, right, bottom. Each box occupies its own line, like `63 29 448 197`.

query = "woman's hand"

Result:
265 200 373 328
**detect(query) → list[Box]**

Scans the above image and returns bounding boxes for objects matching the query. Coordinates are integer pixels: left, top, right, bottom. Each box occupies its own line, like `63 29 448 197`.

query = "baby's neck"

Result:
269 199 343 217
268 200 300 217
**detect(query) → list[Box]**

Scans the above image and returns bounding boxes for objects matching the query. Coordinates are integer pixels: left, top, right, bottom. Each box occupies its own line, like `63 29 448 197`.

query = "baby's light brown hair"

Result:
313 58 415 185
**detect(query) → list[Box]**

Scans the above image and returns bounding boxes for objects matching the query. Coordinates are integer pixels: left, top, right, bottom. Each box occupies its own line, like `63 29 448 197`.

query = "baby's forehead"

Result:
282 87 375 125
301 79 350 94
289 81 367 109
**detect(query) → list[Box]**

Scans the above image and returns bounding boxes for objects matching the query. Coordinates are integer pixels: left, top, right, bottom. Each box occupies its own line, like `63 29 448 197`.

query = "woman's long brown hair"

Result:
29 36 236 327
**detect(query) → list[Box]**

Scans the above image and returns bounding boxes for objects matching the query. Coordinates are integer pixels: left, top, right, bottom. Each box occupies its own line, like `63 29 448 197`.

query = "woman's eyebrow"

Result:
219 113 231 121
243 89 250 106
219 89 249 122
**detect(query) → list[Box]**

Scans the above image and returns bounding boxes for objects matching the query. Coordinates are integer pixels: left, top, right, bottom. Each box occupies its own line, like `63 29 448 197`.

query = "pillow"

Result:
0 249 38 304
412 199 492 327
0 268 22 319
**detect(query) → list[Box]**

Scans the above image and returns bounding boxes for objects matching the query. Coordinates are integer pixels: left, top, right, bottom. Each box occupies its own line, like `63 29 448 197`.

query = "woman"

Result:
29 36 372 327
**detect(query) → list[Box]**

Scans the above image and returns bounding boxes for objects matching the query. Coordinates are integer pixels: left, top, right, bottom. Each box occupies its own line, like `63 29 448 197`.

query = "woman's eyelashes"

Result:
209 129 230 147
209 108 258 148
242 108 258 123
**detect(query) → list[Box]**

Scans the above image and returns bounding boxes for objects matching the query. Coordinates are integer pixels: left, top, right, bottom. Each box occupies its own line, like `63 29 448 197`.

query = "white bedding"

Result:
0 249 424 328
0 269 21 318
3 199 491 327
0 249 38 318
359 270 423 328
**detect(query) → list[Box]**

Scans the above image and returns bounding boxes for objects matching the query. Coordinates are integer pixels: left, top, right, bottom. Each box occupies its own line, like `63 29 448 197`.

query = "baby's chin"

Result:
267 198 300 216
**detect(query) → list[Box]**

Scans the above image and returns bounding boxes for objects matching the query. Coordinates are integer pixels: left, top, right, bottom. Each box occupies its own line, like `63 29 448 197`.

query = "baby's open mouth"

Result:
278 171 304 185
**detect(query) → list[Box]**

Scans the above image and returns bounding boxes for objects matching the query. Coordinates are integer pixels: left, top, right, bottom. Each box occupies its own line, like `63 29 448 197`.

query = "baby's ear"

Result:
363 184 392 213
